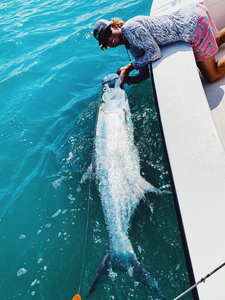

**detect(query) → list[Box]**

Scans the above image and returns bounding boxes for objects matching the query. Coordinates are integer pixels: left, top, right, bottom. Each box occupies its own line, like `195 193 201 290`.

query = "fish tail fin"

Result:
86 253 110 298
139 176 162 195
128 253 166 299
86 251 166 299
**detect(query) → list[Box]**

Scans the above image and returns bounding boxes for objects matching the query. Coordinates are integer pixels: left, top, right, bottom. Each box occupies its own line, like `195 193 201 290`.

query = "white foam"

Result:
31 279 37 286
37 258 43 264
51 209 61 218
17 268 27 277
19 234 26 239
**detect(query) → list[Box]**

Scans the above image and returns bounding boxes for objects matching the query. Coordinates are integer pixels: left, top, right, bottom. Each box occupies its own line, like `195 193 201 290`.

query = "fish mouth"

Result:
102 73 120 89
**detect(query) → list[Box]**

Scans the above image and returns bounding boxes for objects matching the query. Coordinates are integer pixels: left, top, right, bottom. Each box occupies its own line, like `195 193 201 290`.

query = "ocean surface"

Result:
0 0 192 299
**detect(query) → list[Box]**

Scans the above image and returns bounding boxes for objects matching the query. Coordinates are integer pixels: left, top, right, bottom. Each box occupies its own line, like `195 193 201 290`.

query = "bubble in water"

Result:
51 209 61 218
52 176 66 189
68 194 75 201
108 268 117 282
137 245 142 253
37 258 43 264
128 266 134 277
31 279 37 286
19 234 26 239
17 268 27 277
67 152 74 162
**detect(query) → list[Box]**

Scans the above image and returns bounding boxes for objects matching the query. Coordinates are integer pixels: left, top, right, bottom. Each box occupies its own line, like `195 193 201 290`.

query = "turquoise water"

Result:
0 0 193 299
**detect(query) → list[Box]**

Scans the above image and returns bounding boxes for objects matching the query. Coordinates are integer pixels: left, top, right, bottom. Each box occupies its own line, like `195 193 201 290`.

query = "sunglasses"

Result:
100 27 112 49
106 28 112 39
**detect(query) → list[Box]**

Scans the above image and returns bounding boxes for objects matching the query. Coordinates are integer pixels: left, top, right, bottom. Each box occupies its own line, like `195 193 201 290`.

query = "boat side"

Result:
151 0 225 299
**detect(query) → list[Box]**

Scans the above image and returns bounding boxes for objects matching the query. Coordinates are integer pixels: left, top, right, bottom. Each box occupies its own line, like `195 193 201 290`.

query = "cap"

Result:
93 19 110 46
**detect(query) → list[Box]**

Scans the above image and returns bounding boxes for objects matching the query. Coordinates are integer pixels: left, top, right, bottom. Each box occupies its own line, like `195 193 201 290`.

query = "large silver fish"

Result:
79 74 165 299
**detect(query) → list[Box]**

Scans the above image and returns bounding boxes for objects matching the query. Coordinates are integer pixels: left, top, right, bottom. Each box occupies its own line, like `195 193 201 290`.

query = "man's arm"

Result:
127 65 149 84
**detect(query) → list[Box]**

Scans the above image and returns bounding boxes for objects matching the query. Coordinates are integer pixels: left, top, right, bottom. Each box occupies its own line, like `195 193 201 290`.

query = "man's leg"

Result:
216 28 225 47
197 54 225 82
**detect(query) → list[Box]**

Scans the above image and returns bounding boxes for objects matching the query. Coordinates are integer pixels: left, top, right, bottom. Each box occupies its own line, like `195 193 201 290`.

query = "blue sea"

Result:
0 0 193 299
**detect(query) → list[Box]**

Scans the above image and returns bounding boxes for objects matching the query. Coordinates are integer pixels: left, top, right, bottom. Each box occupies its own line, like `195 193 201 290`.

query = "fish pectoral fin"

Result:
86 253 110 298
77 163 95 192
139 177 162 195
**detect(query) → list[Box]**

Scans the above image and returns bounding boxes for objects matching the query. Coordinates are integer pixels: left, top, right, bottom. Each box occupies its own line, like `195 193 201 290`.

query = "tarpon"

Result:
79 74 165 299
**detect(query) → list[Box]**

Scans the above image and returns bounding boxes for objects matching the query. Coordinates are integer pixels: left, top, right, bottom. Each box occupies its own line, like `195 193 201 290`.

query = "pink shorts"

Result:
190 3 219 62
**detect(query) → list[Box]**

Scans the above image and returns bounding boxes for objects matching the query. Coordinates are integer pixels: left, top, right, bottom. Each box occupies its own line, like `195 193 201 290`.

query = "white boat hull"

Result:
151 0 225 299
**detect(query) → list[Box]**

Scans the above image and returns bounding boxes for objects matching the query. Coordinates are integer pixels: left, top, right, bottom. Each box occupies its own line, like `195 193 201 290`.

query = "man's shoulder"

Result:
123 16 148 31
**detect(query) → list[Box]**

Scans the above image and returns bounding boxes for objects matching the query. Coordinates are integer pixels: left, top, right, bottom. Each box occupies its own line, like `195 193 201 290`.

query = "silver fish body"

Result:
86 74 165 299
95 74 158 257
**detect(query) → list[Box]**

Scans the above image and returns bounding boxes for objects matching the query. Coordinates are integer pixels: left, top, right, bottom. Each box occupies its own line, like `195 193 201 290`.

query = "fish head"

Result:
102 73 128 113
102 73 120 89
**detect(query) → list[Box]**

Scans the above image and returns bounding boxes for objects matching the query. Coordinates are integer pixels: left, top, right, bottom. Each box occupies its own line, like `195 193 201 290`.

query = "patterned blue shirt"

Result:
122 3 199 69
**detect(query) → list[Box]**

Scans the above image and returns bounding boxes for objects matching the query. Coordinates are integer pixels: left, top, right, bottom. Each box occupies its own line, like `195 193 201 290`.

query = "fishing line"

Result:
75 76 122 299
173 261 225 300
75 83 103 300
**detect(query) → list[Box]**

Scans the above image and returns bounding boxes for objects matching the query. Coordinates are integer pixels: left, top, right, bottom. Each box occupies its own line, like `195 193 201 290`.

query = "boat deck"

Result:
151 1 225 299
201 44 225 146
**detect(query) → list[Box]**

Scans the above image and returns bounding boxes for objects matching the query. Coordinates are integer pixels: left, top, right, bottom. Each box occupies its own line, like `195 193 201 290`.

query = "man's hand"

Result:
117 63 134 85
